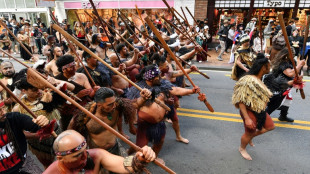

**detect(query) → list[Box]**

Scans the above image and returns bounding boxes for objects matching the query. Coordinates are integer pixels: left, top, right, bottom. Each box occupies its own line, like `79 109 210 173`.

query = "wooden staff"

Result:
185 6 199 26
0 49 82 102
135 5 149 35
0 19 34 59
88 1 123 64
161 16 210 57
278 14 305 99
258 16 263 52
49 12 97 87
52 24 170 110
180 7 190 27
302 17 310 62
155 11 173 35
75 11 91 46
84 10 96 20
172 7 188 27
52 23 175 174
145 17 214 112
0 80 58 137
119 14 210 80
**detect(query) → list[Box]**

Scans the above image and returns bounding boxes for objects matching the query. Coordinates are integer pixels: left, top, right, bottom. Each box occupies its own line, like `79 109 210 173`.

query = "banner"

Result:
36 0 55 7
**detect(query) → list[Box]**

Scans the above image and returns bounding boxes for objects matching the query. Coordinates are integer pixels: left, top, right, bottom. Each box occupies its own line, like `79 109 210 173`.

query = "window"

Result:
4 0 15 8
215 0 251 8
15 0 26 8
299 0 310 8
25 0 35 8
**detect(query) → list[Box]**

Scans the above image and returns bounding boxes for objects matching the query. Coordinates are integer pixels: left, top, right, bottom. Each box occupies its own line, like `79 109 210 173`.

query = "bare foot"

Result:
249 140 255 147
239 147 252 160
176 137 189 144
156 158 165 166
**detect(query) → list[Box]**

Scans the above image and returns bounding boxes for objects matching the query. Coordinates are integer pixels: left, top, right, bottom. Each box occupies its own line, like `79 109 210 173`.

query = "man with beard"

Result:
90 34 111 60
69 87 151 158
0 61 18 110
45 46 63 77
109 44 140 97
55 55 99 130
43 130 156 174
127 65 201 160
0 101 50 174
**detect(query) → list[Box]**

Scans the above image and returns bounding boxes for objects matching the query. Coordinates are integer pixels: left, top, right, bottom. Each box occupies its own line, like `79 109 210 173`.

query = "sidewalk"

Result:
192 48 233 72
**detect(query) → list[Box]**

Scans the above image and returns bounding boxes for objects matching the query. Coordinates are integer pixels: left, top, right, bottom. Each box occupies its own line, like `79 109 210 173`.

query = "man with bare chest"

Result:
43 130 156 174
45 46 63 77
69 87 151 156
90 34 111 60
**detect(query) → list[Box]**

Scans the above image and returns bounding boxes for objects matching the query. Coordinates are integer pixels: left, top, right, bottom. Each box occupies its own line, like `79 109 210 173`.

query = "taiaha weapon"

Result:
180 7 190 27
278 14 305 99
118 10 145 47
84 10 96 20
0 48 82 102
0 20 35 60
75 11 91 46
135 5 149 35
0 80 58 138
172 7 189 27
94 11 134 51
258 16 263 52
161 1 210 59
185 6 199 27
88 0 123 64
145 17 214 112
52 23 171 110
161 16 211 58
155 11 173 35
302 17 310 63
119 13 210 79
49 11 97 87
52 23 175 174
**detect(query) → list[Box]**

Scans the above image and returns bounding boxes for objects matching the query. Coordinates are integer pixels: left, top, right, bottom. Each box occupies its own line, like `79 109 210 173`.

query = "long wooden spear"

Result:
258 16 263 52
185 6 199 26
52 24 171 111
135 5 149 35
84 10 96 20
0 80 58 137
74 11 91 46
119 13 210 79
49 12 97 87
302 17 310 62
278 14 305 99
26 65 175 173
145 17 214 112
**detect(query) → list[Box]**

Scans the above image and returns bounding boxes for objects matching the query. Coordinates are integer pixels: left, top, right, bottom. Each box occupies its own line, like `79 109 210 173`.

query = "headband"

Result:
62 62 76 71
0 101 4 107
143 66 160 80
55 140 86 156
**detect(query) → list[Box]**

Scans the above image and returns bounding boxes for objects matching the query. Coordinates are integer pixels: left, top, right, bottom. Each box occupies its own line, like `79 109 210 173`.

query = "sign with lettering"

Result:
36 0 55 7
264 0 285 7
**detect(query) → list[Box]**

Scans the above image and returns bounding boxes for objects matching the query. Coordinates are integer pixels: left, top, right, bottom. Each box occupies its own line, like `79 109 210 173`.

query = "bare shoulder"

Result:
76 72 88 79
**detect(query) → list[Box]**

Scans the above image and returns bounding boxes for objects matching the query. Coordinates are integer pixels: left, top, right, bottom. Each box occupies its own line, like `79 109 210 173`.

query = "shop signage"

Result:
64 0 174 9
264 0 285 7
81 2 99 9
36 0 55 7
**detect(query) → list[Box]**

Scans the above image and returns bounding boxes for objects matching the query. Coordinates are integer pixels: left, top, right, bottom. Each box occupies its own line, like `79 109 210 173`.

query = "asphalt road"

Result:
5 57 310 174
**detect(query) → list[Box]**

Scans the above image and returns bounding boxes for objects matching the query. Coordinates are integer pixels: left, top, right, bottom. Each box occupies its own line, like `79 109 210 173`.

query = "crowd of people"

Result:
0 11 208 174
0 9 308 173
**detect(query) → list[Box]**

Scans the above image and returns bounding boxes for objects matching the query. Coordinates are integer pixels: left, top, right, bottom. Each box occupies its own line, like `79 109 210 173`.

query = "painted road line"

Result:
177 112 310 131
177 108 310 125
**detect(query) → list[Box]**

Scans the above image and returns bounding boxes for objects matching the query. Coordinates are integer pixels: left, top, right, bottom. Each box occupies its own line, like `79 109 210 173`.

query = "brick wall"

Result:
194 0 208 21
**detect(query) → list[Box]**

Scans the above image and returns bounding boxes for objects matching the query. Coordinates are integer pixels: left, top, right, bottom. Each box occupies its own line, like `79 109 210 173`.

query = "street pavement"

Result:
1 54 310 173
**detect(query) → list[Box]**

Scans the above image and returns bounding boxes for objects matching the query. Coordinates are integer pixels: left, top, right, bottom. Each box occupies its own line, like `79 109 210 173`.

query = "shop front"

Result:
60 0 175 29
208 0 310 35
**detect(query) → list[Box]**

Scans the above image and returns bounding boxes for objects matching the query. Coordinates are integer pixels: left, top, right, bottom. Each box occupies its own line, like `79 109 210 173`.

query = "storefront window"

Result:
15 0 26 8
215 0 251 8
299 0 310 8
0 0 6 8
4 0 15 8
25 0 35 8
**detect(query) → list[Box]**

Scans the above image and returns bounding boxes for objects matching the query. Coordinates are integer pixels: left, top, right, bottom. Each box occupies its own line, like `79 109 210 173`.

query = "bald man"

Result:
44 130 156 174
